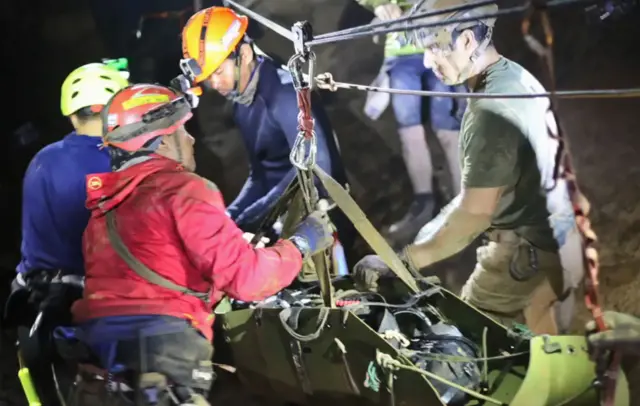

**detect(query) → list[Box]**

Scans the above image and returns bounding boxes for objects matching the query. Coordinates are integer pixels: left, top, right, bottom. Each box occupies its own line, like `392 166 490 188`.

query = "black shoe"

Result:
384 194 435 248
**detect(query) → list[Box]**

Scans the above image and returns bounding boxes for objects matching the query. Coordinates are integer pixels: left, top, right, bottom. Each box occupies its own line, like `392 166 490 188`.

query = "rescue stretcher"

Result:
219 277 630 406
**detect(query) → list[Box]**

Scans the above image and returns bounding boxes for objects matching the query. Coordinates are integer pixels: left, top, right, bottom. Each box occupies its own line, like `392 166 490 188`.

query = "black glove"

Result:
353 252 438 292
289 211 335 258
353 255 394 292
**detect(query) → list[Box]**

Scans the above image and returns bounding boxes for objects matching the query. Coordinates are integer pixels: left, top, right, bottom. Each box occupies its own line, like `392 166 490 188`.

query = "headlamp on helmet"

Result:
102 84 193 152
407 0 498 51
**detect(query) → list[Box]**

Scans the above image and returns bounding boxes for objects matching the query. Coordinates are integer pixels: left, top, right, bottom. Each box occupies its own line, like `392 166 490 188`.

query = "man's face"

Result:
206 58 237 96
423 29 476 85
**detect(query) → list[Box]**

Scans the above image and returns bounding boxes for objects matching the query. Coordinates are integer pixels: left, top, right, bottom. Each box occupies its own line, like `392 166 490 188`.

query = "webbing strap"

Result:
312 166 420 294
105 211 210 303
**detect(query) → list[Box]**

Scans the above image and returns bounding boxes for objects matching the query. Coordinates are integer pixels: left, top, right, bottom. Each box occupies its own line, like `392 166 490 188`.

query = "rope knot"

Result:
375 350 401 372
315 73 337 92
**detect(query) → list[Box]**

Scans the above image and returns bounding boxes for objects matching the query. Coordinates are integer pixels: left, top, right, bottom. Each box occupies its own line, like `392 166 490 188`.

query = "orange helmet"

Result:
102 84 192 152
181 7 249 84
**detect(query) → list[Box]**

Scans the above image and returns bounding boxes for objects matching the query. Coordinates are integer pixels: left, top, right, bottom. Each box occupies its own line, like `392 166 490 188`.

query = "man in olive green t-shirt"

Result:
354 0 584 333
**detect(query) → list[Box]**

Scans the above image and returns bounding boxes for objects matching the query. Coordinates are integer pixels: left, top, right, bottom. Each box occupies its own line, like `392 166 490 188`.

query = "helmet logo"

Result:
87 176 103 191
122 94 171 110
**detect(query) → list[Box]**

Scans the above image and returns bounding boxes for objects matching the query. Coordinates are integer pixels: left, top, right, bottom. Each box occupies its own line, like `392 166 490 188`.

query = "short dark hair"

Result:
452 23 493 47
72 106 101 125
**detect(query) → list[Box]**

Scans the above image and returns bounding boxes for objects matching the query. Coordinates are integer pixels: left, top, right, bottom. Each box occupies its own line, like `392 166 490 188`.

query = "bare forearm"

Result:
405 197 491 269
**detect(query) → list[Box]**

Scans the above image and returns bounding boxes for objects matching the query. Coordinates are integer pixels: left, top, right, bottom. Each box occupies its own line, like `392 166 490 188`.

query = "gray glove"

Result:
586 311 640 355
289 211 335 259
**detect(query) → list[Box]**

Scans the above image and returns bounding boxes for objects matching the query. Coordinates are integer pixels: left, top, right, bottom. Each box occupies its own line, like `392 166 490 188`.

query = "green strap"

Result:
105 210 210 303
312 166 420 294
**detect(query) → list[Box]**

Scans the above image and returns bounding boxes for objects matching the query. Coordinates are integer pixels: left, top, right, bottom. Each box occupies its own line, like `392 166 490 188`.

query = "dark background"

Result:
1 0 640 403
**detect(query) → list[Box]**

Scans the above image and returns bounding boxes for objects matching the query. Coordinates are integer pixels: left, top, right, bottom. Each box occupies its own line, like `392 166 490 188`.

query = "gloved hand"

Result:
353 255 395 292
374 3 403 21
353 252 437 292
288 211 335 258
586 311 640 355
242 232 270 248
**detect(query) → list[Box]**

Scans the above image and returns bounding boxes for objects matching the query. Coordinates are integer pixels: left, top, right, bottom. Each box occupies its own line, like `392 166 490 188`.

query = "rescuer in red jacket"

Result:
71 83 334 405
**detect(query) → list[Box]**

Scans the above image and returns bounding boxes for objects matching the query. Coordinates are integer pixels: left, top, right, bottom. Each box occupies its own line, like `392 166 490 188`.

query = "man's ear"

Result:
69 114 80 129
239 43 254 67
460 29 476 52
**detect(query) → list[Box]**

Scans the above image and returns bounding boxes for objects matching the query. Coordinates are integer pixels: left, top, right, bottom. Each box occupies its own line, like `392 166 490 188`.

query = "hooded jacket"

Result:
18 132 110 275
71 156 303 340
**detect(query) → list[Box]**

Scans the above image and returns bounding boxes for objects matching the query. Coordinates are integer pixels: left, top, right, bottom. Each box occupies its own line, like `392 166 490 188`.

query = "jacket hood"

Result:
85 155 184 216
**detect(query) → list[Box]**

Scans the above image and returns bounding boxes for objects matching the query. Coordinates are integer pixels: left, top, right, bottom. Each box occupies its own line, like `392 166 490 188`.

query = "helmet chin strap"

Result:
223 55 244 101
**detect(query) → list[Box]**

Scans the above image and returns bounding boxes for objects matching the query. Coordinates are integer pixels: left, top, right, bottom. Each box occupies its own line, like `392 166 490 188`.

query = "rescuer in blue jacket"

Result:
5 62 129 406
181 7 355 266
16 63 129 278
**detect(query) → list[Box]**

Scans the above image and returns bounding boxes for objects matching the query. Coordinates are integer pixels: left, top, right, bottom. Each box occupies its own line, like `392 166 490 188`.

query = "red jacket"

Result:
71 156 303 341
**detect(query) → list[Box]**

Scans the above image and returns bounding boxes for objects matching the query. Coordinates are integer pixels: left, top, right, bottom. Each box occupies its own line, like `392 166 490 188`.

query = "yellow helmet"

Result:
60 63 129 117
409 0 498 49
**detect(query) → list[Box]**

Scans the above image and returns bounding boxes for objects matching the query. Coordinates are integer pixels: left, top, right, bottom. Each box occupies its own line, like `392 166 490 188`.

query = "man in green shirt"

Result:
354 0 584 334
357 0 467 247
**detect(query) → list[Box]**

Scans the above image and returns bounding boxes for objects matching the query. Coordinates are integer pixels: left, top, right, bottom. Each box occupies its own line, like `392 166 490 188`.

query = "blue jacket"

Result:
17 133 111 275
227 58 348 228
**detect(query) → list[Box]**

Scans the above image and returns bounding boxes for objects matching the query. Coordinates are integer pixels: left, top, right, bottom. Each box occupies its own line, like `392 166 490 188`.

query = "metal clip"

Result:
288 54 307 90
290 130 318 170
292 21 313 60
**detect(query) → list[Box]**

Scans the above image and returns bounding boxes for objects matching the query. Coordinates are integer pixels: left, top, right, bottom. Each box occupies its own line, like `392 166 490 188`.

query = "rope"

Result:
375 351 505 405
307 0 591 47
314 72 640 99
312 0 500 41
521 7 619 406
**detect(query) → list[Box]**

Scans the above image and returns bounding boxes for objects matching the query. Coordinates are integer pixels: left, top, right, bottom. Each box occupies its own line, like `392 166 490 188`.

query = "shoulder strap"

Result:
104 210 210 303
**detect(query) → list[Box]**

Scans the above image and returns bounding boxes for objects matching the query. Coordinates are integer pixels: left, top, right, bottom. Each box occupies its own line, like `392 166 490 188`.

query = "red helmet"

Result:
102 84 193 152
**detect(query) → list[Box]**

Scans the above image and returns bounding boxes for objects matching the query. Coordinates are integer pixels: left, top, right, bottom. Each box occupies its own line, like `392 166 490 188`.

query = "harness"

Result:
104 210 211 304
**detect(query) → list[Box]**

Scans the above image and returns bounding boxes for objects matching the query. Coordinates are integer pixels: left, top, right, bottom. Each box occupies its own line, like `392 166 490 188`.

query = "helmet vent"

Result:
100 75 113 80
72 78 82 84
105 87 115 94
71 91 79 99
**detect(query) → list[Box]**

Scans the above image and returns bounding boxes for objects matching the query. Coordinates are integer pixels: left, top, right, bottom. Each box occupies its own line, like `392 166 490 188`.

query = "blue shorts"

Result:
387 54 466 131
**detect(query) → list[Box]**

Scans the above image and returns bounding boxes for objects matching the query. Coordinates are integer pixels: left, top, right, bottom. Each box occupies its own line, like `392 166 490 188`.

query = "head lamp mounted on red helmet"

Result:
102 84 193 152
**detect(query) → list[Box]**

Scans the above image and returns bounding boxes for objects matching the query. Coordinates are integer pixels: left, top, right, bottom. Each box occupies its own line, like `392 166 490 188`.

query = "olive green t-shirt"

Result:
460 57 575 251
